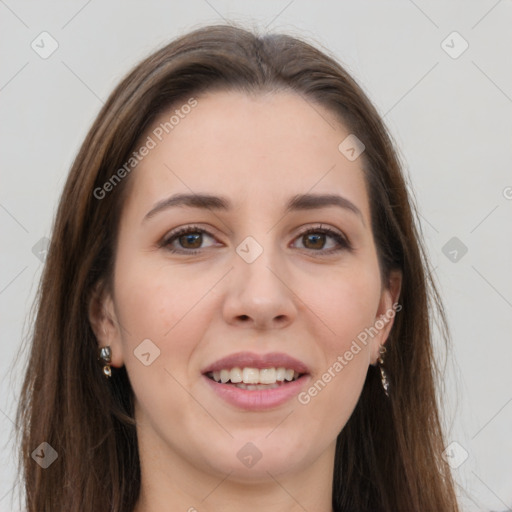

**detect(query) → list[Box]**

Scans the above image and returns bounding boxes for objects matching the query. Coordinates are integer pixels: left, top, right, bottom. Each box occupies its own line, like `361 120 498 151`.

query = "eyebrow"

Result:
143 192 365 225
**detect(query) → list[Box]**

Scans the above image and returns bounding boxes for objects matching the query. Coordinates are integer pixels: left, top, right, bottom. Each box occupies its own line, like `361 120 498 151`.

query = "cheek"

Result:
114 257 208 339
304 263 382 349
113 263 213 422
298 274 376 435
297 261 381 422
112 257 222 387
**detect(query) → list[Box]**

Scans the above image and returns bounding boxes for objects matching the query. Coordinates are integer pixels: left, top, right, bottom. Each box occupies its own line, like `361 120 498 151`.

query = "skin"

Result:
89 90 401 512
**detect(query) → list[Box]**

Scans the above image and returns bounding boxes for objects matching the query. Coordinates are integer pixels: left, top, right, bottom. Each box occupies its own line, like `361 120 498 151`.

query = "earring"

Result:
377 345 390 397
98 346 112 378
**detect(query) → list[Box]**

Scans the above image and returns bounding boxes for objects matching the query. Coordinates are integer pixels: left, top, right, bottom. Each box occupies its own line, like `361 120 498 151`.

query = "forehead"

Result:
122 90 370 223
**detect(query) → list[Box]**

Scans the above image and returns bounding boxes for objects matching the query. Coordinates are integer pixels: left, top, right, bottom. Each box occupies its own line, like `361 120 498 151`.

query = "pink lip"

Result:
203 374 311 411
201 351 310 374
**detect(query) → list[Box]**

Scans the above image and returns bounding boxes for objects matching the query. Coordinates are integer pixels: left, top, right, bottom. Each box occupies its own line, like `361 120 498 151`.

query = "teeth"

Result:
230 367 243 383
242 367 259 384
276 367 286 382
285 368 294 381
208 367 301 385
259 368 276 384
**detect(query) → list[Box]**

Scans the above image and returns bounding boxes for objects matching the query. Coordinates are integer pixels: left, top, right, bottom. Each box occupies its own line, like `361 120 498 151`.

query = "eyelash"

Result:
161 224 353 256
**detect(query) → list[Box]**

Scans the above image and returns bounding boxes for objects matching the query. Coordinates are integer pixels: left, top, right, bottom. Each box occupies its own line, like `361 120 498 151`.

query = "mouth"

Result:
201 352 310 410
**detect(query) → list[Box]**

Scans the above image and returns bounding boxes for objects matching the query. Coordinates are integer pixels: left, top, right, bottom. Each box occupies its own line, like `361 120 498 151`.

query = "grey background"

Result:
1 1 511 511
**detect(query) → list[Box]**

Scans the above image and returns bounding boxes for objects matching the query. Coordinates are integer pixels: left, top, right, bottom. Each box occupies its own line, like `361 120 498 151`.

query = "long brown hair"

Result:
15 24 460 511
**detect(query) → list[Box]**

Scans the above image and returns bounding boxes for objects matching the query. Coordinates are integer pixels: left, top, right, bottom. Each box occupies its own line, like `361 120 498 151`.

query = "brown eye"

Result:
302 232 327 250
177 232 202 249
292 226 352 254
162 225 218 254
161 224 352 256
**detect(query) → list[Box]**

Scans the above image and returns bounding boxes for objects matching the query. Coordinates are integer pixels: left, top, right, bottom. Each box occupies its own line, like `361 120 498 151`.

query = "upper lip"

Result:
201 351 310 375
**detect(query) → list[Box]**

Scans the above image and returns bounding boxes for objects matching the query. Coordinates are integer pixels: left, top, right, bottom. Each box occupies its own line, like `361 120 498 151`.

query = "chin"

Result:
199 434 311 482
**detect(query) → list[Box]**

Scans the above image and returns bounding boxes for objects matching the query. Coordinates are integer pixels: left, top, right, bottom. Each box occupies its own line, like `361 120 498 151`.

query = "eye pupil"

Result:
181 233 202 248
304 233 325 249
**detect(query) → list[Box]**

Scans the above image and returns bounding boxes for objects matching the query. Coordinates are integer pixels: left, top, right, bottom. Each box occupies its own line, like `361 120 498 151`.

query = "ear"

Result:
369 269 402 366
88 280 124 368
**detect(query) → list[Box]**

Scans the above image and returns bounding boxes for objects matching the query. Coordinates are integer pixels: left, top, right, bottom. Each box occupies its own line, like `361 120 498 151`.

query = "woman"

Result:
16 24 460 511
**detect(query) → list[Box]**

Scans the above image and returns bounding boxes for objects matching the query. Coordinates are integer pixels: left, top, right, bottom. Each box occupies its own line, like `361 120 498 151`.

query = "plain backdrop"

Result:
1 1 511 511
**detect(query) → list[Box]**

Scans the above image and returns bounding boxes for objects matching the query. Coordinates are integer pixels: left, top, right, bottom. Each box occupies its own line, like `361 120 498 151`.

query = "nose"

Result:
222 242 297 330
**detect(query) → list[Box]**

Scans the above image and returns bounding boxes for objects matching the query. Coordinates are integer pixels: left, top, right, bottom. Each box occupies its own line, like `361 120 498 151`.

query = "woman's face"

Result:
92 90 400 483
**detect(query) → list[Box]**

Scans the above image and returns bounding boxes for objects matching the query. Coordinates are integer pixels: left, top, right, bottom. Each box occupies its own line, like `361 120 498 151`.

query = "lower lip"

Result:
203 374 310 411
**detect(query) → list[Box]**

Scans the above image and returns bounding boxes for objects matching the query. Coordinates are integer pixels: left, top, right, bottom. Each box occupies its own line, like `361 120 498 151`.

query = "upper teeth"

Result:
210 367 300 385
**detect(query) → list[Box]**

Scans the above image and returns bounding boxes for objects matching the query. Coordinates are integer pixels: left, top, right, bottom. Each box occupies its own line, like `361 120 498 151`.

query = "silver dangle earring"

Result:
98 346 112 378
377 345 390 397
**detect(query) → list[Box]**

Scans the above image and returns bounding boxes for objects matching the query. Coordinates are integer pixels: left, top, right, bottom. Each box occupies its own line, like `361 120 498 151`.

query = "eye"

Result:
161 224 352 255
161 225 218 254
291 225 352 255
